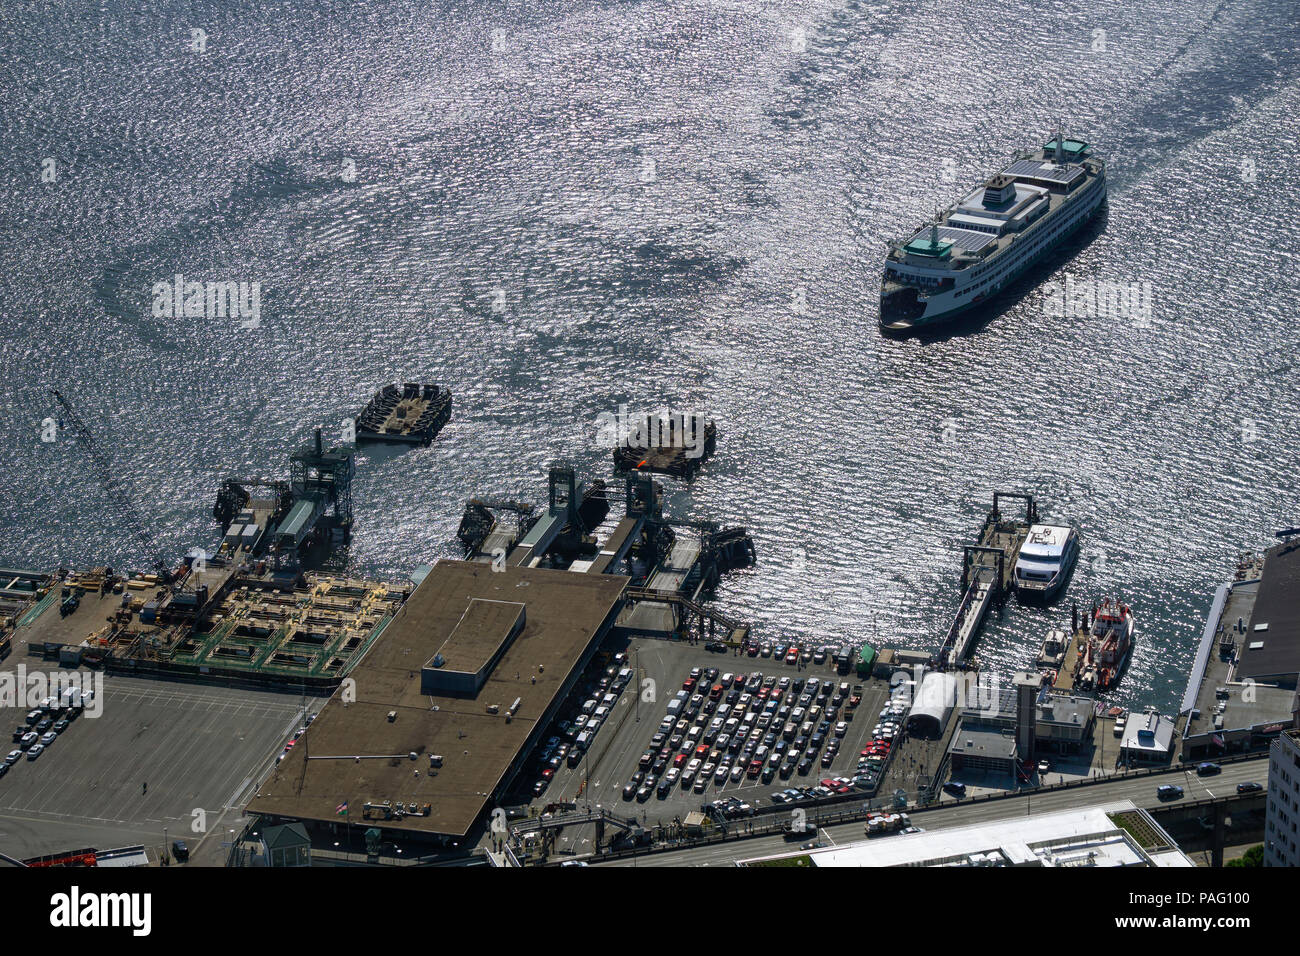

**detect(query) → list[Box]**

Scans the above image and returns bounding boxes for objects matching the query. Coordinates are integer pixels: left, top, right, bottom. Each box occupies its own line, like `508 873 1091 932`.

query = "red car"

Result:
673 753 687 768
682 677 697 692
785 648 799 664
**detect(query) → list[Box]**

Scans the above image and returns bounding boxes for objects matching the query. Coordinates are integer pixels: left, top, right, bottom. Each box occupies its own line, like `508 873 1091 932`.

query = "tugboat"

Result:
1074 599 1134 693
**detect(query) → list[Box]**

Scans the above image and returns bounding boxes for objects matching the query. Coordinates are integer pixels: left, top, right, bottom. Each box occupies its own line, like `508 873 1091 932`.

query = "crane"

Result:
49 389 169 574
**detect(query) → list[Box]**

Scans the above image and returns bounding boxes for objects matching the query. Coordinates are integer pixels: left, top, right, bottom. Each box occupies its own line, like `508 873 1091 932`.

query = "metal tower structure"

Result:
288 428 355 541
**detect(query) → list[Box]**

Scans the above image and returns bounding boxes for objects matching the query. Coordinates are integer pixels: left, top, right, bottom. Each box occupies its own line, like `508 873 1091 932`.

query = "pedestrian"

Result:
142 781 147 795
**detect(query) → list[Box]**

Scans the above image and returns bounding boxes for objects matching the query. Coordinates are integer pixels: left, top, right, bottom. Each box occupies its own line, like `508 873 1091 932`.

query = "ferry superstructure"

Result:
880 135 1106 332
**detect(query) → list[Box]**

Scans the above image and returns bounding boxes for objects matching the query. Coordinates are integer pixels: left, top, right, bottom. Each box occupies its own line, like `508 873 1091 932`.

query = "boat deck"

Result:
1052 627 1088 694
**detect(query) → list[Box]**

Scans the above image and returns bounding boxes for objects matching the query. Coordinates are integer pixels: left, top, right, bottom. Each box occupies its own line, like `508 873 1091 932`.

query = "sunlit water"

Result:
2 0 1299 714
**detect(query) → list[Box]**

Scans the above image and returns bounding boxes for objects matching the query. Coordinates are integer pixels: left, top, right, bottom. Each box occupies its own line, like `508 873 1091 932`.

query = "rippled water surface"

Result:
3 0 1299 712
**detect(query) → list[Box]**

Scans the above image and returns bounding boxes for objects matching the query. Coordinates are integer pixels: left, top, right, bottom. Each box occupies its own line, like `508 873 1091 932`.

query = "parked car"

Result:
26 744 44 761
942 782 967 798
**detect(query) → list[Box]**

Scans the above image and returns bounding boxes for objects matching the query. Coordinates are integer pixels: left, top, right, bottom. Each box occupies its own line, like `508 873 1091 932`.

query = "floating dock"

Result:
355 382 452 445
612 414 716 480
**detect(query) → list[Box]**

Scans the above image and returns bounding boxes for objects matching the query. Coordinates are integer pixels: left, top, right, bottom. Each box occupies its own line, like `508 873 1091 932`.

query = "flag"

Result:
336 802 348 816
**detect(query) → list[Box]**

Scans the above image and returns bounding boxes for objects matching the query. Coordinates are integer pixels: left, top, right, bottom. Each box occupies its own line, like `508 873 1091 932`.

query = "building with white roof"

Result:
740 802 1193 868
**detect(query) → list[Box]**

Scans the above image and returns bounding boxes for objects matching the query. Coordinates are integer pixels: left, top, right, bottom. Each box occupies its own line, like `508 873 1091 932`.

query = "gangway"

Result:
620 587 750 644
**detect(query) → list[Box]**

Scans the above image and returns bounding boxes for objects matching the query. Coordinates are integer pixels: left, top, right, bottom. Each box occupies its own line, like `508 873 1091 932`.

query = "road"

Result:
591 755 1269 866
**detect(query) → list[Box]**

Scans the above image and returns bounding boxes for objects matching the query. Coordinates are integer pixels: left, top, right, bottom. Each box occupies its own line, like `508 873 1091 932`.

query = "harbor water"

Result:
2 0 1300 713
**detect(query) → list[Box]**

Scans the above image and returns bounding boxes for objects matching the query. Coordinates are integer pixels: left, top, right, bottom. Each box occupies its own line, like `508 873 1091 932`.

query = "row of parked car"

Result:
275 712 317 764
853 691 908 783
622 667 867 803
4 688 93 775
531 655 635 798
733 639 857 675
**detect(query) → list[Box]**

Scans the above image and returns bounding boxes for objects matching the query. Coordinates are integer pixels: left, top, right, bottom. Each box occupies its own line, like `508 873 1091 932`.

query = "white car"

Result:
835 721 848 737
4 750 20 765
730 764 745 782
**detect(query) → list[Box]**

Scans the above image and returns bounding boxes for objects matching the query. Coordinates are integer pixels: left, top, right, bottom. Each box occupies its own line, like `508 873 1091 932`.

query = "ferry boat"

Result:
1074 599 1134 693
880 134 1106 333
1013 524 1080 604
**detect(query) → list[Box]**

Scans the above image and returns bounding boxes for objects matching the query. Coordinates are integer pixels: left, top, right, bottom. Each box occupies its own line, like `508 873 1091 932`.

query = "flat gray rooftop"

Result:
1240 540 1300 681
950 722 1018 761
247 560 627 839
1182 578 1298 757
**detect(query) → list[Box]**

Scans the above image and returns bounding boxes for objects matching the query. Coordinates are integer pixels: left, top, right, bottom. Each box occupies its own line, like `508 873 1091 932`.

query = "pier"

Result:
936 493 1037 667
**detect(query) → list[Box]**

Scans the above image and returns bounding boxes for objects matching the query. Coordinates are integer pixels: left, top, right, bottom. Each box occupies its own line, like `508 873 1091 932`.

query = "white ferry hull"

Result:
880 141 1108 334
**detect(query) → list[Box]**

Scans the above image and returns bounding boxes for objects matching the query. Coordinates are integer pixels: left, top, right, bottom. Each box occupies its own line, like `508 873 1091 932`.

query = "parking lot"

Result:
510 637 908 855
0 670 322 860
